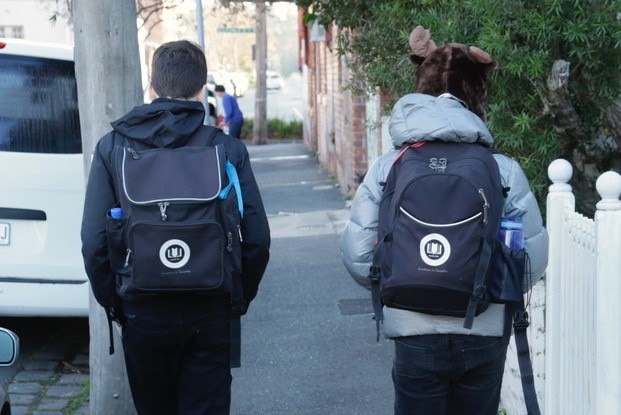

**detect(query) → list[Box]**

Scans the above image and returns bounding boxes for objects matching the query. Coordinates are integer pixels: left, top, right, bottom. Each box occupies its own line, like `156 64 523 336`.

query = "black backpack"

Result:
106 126 243 298
104 126 245 366
371 140 504 329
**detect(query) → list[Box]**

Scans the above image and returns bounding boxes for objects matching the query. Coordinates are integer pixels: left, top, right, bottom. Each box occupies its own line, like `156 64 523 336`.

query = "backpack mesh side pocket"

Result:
489 240 526 304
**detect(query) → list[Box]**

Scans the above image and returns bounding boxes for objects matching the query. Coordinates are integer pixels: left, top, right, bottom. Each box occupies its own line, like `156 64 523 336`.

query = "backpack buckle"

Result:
472 285 487 301
369 266 381 283
513 310 530 329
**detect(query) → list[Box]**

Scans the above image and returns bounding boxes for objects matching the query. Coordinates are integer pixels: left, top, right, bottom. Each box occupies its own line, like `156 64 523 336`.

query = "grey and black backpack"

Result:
371 140 505 329
106 126 243 299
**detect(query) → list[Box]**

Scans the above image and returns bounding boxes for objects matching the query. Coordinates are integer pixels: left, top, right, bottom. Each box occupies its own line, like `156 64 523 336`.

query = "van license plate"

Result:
0 223 9 246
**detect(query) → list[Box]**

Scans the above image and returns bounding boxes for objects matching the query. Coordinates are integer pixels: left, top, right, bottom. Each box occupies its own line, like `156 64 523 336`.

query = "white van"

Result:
0 39 88 316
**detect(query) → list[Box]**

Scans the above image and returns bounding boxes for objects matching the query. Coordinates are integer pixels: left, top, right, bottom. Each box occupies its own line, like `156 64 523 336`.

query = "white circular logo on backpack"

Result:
420 233 451 267
159 239 190 269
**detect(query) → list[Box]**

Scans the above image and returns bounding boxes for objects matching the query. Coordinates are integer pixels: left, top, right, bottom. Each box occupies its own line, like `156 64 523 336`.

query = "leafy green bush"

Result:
298 0 621 212
239 118 303 140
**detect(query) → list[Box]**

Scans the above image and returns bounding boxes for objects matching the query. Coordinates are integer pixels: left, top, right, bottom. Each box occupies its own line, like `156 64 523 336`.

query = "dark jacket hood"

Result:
111 98 205 148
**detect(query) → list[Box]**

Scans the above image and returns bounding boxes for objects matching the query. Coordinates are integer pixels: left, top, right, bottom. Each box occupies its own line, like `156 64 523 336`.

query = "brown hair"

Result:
408 27 497 120
151 40 207 99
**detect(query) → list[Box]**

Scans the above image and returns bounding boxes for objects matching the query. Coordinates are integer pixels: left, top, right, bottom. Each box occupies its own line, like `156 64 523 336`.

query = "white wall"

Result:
0 0 73 44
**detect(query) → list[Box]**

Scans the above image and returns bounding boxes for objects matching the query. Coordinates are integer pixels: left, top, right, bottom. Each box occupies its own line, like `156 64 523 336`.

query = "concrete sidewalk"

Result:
231 142 393 415
6 141 394 415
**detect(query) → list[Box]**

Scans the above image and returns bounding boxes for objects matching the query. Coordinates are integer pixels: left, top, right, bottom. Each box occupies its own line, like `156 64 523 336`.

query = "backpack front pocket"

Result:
128 221 229 293
382 204 486 316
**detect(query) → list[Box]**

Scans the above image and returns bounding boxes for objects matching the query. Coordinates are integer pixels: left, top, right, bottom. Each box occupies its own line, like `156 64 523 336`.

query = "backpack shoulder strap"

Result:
393 141 426 164
188 125 222 147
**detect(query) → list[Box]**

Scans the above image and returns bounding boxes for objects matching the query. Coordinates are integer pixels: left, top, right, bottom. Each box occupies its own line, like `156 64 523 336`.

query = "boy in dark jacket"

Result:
81 40 270 415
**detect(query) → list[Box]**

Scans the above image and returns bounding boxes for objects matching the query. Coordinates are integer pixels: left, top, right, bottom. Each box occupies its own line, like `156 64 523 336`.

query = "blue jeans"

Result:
393 334 509 415
122 299 231 415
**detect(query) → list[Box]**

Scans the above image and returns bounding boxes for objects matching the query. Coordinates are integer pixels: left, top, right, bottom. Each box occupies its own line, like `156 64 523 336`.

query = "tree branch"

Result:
544 60 589 159
605 98 621 150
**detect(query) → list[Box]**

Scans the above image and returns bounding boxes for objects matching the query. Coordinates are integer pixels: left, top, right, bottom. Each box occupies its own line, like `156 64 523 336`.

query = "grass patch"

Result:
65 380 90 415
240 118 303 140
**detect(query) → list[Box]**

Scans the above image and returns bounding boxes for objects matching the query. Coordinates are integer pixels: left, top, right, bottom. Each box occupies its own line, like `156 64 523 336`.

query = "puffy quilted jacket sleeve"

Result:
495 155 549 289
340 153 395 289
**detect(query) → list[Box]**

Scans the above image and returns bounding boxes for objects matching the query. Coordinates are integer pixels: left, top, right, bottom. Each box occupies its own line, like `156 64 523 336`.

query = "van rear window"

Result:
0 54 81 154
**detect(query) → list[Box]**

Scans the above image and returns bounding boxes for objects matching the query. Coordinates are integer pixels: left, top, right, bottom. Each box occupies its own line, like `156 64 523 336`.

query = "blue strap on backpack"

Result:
220 161 244 218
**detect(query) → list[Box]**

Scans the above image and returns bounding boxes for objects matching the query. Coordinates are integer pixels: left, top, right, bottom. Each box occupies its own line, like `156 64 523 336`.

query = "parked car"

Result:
0 39 89 316
266 70 284 90
0 327 19 415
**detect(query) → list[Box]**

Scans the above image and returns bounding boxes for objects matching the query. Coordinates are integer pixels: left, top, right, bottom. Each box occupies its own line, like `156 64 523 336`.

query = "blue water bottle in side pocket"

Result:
489 217 526 303
109 208 123 220
106 207 128 273
498 217 524 250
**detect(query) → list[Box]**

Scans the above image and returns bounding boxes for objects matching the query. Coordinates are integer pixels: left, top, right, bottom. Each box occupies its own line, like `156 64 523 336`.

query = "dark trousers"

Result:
228 119 243 139
122 304 231 415
393 334 509 415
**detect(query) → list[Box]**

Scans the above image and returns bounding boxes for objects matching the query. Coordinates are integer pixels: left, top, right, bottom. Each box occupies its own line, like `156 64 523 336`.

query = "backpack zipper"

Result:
400 206 482 227
158 202 170 221
127 148 140 160
124 248 132 268
226 232 233 252
478 189 489 224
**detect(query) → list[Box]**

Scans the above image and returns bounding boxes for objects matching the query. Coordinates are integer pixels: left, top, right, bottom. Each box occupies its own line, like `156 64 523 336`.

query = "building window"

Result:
12 26 24 39
0 26 25 39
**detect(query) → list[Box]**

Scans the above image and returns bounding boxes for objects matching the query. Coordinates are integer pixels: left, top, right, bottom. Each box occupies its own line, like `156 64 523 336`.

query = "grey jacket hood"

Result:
389 93 494 147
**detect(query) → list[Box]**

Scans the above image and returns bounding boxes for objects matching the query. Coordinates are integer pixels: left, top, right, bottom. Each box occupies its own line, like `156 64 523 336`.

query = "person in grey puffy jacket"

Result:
340 26 548 415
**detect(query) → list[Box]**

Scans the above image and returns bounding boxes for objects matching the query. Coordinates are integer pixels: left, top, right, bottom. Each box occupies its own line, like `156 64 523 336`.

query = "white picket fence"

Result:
544 159 621 414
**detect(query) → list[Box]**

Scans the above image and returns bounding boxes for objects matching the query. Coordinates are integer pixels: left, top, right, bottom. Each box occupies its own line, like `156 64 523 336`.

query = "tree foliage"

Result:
298 0 621 212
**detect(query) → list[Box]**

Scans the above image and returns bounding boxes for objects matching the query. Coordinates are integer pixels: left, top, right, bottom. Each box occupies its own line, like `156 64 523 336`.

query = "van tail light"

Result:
0 42 6 49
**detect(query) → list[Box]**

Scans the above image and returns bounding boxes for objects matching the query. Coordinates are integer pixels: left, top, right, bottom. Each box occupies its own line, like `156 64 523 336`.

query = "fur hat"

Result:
408 26 497 120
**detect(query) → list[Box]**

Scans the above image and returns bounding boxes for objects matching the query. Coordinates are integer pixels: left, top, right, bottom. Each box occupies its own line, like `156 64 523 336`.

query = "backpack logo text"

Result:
429 158 447 172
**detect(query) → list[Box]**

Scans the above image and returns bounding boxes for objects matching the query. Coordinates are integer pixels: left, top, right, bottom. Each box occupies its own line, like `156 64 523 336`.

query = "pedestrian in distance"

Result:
81 40 270 415
215 84 244 139
340 26 548 415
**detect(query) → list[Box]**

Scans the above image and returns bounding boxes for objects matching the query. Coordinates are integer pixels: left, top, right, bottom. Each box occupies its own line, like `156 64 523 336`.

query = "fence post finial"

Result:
548 159 573 192
596 171 621 211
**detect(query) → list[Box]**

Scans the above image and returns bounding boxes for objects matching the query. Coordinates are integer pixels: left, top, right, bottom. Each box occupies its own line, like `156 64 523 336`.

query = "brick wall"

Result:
302 24 368 195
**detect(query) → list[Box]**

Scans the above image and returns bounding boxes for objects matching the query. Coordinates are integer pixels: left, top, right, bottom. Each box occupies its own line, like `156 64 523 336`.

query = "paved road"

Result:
237 74 304 121
1 141 395 414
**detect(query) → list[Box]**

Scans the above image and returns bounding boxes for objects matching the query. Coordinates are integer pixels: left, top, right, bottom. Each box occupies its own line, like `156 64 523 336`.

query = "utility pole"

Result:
73 1 141 413
196 0 205 48
253 0 268 145
196 0 211 125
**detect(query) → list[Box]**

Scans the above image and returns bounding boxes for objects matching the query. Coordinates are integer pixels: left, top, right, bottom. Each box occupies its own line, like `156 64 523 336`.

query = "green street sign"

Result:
217 27 254 33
